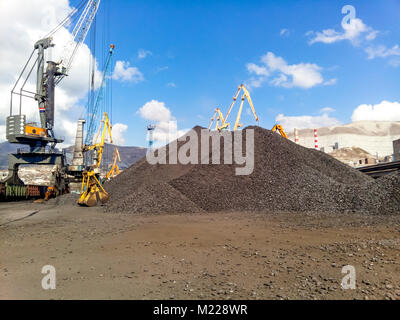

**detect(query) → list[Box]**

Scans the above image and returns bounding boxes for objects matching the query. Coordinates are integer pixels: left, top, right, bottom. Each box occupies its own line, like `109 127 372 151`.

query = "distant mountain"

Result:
0 142 147 170
286 121 400 157
0 142 19 169
63 143 147 169
104 144 147 169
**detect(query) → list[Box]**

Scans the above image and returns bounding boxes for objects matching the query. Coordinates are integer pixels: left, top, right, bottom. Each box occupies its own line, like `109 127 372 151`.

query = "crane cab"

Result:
25 123 47 137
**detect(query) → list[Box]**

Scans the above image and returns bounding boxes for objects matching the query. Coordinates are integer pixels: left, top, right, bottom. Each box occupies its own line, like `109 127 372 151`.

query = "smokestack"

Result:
294 128 299 144
314 129 318 150
72 119 86 166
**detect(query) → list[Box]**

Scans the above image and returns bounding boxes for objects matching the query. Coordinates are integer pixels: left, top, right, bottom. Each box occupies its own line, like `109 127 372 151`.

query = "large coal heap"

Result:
104 126 400 215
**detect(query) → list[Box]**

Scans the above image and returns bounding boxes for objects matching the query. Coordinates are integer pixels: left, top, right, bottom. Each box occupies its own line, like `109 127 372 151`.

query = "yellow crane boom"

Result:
208 108 228 131
272 124 288 139
220 84 259 131
105 147 121 180
84 112 113 170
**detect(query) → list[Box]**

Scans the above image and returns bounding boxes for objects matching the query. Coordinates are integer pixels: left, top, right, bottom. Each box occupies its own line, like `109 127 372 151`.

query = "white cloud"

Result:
138 100 172 122
270 74 289 87
365 45 400 60
248 52 326 89
245 77 266 89
306 13 400 67
245 63 270 88
351 100 400 122
308 18 377 46
320 107 335 114
152 121 188 143
275 101 400 133
112 123 128 146
0 124 5 142
246 63 269 76
276 61 323 88
138 100 188 144
389 59 400 68
112 60 144 83
323 78 337 86
54 119 77 149
280 28 289 37
156 66 169 73
0 0 102 146
138 49 152 59
365 30 378 41
167 82 176 88
261 52 287 71
275 113 341 132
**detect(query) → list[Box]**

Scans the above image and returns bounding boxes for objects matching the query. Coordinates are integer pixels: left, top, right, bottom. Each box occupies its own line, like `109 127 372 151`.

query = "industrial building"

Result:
288 121 400 158
393 138 400 161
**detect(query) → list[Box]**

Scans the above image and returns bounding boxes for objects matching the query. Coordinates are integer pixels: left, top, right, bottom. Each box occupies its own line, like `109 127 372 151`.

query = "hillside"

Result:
0 143 19 169
0 142 147 169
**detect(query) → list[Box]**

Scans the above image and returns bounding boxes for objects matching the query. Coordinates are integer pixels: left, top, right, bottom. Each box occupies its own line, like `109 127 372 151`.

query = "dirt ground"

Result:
0 201 399 300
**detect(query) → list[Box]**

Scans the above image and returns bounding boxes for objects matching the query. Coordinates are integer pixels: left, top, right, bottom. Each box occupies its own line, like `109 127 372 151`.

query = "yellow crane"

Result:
105 147 121 180
208 108 228 131
271 124 288 139
78 112 113 207
219 84 259 131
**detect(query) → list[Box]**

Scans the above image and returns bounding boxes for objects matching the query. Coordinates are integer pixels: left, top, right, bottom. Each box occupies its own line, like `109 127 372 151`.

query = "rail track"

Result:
357 161 400 179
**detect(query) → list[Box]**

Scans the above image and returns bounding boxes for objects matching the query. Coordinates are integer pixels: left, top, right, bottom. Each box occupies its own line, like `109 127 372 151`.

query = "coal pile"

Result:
104 126 400 215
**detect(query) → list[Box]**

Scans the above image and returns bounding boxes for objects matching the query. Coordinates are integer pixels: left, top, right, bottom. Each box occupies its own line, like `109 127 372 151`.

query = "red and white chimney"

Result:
314 129 318 150
294 128 299 144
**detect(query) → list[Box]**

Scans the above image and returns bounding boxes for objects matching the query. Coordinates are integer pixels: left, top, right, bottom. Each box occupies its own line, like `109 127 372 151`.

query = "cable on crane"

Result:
42 0 88 39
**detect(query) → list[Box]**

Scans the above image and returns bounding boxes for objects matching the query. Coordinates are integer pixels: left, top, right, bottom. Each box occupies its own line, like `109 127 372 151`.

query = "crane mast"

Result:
7 0 100 150
85 44 114 146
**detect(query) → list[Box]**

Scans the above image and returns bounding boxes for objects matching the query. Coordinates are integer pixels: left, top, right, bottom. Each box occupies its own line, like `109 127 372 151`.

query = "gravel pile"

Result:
104 126 400 215
46 193 80 206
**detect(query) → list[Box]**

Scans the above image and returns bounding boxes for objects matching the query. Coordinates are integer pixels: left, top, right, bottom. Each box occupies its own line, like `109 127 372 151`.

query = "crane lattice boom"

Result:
56 0 101 85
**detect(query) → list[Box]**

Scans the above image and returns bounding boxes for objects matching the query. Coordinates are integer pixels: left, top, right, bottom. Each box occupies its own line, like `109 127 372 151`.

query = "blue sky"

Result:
64 0 400 146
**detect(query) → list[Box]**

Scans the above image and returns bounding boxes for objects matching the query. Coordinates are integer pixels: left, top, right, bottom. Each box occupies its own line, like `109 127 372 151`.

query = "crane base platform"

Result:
0 149 68 200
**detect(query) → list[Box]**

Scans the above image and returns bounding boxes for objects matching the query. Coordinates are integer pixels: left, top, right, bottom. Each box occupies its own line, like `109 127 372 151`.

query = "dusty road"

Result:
0 201 399 300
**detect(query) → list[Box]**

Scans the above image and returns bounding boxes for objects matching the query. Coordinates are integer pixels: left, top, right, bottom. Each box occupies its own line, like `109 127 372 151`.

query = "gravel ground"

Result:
1 202 400 300
105 126 400 215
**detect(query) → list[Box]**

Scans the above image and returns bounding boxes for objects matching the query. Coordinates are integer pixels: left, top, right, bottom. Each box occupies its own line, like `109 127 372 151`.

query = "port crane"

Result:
2 0 101 199
68 43 115 196
208 108 227 131
70 44 117 206
219 84 259 131
78 112 113 207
